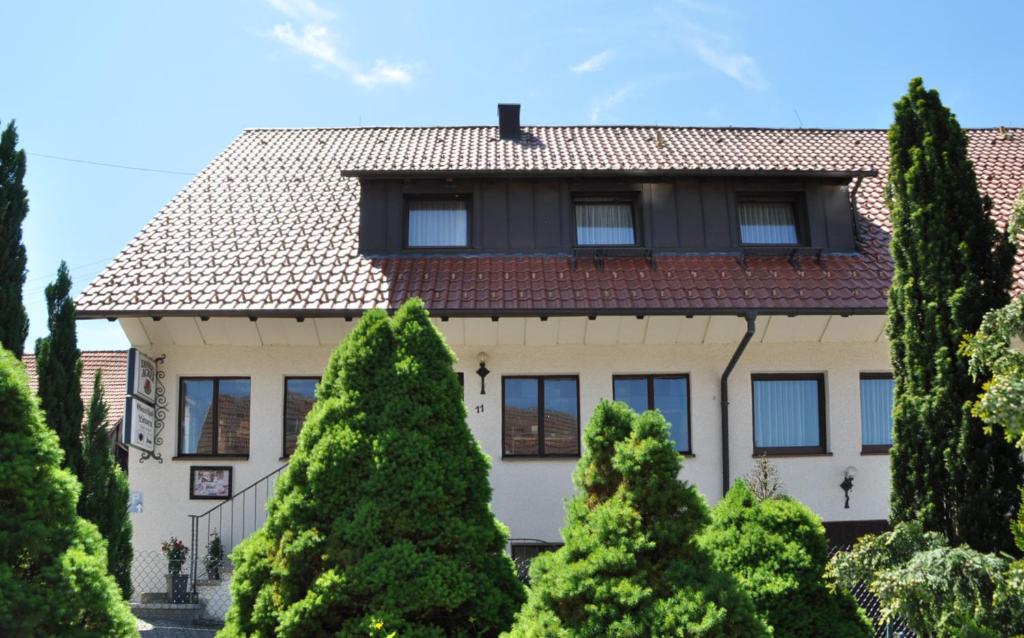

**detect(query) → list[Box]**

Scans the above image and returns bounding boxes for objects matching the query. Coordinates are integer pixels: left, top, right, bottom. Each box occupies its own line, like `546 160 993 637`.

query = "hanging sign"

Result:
123 396 156 453
127 348 157 404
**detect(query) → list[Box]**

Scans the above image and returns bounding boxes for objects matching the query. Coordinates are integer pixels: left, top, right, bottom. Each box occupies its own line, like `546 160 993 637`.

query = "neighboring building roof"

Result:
22 350 128 426
75 127 1024 317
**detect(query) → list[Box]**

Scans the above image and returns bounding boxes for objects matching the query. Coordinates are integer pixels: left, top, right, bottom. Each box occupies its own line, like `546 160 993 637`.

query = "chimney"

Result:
498 103 521 140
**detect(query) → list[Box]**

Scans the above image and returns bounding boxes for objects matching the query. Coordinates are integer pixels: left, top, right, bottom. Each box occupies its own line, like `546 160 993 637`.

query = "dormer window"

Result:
738 196 802 246
406 196 469 248
574 197 637 246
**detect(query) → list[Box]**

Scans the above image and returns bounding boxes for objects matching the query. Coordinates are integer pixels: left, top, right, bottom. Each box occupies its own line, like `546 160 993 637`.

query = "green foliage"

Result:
886 77 1023 552
505 401 767 637
220 299 525 637
0 120 29 359
78 370 133 597
828 522 1024 637
35 261 84 477
699 481 871 637
0 346 137 636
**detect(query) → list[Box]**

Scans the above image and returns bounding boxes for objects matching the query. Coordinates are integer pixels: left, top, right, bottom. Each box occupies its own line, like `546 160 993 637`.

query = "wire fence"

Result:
130 550 232 626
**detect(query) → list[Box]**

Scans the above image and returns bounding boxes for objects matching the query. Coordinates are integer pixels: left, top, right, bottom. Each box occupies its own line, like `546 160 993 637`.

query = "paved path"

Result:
136 618 218 637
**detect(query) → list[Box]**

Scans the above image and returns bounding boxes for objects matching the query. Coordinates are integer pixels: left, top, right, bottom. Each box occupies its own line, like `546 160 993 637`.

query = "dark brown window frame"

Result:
177 376 252 458
501 375 581 459
282 376 320 459
571 192 643 248
402 193 472 250
736 192 809 248
860 372 894 455
612 373 692 455
750 373 827 456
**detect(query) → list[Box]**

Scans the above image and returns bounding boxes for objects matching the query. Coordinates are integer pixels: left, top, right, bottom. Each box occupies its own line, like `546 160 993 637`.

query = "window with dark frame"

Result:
179 378 251 456
860 373 894 453
612 374 691 454
283 377 319 457
406 197 469 248
574 197 637 246
751 374 826 455
502 376 580 458
737 196 801 246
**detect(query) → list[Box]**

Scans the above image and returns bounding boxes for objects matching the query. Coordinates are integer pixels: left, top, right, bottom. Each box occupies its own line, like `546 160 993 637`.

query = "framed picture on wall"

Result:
189 466 232 500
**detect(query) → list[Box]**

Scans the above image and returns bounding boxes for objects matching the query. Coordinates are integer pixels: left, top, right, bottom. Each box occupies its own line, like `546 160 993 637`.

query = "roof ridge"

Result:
239 125 1021 133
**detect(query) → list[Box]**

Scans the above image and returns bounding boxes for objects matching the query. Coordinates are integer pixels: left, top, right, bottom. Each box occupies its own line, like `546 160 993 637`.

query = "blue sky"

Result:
4 0 1023 350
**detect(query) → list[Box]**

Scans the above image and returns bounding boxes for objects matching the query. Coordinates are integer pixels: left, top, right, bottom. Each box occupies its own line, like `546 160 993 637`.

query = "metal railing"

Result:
188 463 289 594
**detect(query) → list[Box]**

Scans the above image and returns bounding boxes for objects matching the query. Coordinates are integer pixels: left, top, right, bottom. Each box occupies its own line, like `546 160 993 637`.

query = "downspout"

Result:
720 311 757 497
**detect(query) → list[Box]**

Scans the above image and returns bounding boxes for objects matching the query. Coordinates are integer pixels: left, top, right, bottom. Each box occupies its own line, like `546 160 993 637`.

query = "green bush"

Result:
220 299 524 637
505 401 767 637
828 521 1024 637
699 481 871 637
0 346 137 636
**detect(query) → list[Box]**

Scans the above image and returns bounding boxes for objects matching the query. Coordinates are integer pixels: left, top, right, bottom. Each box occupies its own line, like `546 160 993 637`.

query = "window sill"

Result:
753 450 832 458
172 454 250 461
502 455 581 460
860 446 892 456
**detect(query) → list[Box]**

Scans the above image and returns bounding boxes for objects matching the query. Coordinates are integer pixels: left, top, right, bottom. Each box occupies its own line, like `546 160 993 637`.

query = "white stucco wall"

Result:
123 315 891 596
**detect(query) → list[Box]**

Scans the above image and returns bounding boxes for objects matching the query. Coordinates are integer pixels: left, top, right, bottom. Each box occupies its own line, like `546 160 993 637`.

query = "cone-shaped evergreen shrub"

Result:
699 481 871 637
505 401 767 637
221 300 524 637
0 346 136 636
79 370 133 597
886 78 1023 552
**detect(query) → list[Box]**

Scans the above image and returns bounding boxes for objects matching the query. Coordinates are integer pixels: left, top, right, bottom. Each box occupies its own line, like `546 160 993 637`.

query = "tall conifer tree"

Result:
35 261 84 477
221 299 524 637
0 121 29 358
79 370 133 597
887 77 1023 552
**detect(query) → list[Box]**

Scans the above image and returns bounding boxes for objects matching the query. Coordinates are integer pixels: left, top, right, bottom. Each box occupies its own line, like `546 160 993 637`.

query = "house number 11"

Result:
475 405 485 414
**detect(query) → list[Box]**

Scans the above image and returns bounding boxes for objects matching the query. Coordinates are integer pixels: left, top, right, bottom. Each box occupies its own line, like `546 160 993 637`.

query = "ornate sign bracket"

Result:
139 354 166 464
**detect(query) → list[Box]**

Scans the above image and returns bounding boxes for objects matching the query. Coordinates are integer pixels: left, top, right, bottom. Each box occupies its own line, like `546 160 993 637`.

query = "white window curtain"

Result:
575 202 635 245
738 201 798 244
753 378 821 448
860 377 894 446
408 200 468 247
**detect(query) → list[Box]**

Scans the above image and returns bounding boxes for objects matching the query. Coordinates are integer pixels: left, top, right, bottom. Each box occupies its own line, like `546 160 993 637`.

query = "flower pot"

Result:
166 573 190 604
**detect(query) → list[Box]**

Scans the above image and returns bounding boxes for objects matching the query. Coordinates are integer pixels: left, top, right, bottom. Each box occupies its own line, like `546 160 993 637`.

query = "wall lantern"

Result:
476 351 490 395
840 466 857 509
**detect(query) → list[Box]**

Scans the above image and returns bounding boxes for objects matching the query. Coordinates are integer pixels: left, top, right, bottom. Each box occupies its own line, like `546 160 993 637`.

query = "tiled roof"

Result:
76 127 1024 317
22 350 129 426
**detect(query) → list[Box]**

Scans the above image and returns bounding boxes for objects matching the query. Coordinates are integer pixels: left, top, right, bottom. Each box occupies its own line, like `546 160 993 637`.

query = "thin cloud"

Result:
570 49 614 74
691 38 764 89
266 0 414 87
590 85 632 124
675 0 734 16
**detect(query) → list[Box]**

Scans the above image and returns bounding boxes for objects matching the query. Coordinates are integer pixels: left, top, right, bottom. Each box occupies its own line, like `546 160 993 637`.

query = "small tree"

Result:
78 370 133 597
221 299 524 637
745 454 783 500
35 261 84 477
699 481 872 637
0 347 136 636
506 401 767 637
0 120 29 358
886 77 1023 552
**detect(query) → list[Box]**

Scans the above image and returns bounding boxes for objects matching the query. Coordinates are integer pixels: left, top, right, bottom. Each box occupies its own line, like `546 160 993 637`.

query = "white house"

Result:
76 106 1024 612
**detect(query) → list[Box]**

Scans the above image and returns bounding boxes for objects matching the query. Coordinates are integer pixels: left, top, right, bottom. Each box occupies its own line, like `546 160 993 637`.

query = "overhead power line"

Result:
28 152 194 176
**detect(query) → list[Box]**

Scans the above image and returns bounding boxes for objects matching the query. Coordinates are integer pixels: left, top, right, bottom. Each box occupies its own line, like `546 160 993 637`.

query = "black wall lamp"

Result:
476 351 490 395
840 466 857 509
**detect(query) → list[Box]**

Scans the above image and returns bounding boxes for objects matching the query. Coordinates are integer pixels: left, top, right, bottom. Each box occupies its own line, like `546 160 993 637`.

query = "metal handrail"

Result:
188 463 289 593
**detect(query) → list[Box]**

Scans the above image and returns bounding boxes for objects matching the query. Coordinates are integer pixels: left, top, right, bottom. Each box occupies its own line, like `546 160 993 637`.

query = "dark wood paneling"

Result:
482 181 509 250
507 182 535 250
358 181 388 252
820 184 856 251
676 180 705 251
823 519 890 546
359 176 860 256
533 181 562 249
649 182 678 249
701 180 732 250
